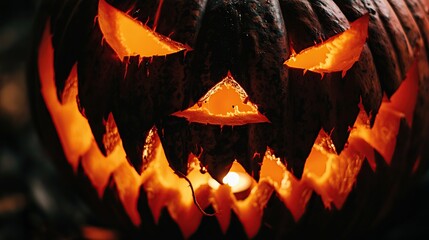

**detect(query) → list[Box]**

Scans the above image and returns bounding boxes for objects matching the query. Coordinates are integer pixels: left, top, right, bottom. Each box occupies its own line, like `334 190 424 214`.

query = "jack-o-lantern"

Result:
29 0 429 238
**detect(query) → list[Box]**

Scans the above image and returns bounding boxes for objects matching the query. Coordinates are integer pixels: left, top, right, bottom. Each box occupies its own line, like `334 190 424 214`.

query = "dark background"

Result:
0 1 95 239
0 1 428 239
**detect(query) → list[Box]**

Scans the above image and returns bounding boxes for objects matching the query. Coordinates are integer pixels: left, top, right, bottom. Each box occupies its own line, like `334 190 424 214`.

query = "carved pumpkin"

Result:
30 0 429 238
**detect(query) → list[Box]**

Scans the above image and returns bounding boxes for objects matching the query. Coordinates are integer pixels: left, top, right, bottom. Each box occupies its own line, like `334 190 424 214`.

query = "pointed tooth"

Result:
113 122 148 174
112 106 151 173
112 123 147 173
111 55 156 174
157 116 192 175
112 104 147 173
193 205 224 239
348 45 382 126
192 125 239 183
137 187 157 238
200 152 234 184
258 192 296 234
283 70 324 179
248 123 282 181
101 185 130 227
297 0 358 152
322 72 360 153
233 2 288 177
231 126 252 176
157 208 183 238
77 23 122 156
226 211 248 239
51 0 98 101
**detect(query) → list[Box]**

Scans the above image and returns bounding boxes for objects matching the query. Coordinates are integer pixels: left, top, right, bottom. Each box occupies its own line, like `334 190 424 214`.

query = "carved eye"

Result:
98 0 190 61
284 14 369 77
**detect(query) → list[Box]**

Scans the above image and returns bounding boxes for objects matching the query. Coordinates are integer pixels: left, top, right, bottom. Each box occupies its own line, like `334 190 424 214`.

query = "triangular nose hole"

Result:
172 74 269 126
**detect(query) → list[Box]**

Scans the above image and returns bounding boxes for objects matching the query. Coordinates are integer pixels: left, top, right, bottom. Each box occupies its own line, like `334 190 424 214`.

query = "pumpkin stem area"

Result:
172 75 270 125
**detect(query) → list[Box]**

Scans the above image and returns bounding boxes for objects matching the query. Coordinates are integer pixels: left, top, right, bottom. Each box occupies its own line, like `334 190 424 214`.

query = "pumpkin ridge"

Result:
51 0 98 102
405 0 429 61
310 0 350 39
367 0 404 97
279 0 324 52
387 0 422 56
374 0 414 80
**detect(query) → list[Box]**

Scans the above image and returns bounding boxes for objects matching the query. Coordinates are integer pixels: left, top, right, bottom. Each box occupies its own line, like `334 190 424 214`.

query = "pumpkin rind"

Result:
30 0 429 238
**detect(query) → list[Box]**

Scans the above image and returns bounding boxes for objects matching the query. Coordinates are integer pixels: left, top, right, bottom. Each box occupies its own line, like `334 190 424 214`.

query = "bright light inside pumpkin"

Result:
172 74 270 125
223 172 239 186
98 0 189 61
208 170 253 194
284 14 369 76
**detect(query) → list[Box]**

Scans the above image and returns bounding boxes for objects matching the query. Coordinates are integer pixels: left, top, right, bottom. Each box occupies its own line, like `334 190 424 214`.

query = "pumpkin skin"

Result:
29 0 429 239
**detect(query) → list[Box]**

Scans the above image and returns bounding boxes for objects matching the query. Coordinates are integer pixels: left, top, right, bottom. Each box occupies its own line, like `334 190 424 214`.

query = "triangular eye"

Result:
172 74 269 126
98 0 190 61
284 14 369 77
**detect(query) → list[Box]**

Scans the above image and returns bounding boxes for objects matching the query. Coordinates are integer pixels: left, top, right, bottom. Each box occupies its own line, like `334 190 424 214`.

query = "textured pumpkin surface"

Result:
30 0 429 239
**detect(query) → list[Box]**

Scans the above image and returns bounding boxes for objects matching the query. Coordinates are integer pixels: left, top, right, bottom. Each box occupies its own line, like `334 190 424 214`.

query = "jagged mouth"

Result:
37 9 420 239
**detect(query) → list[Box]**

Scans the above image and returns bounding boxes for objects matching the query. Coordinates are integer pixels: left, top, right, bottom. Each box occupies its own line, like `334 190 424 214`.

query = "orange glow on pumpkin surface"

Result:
284 14 369 76
37 11 419 238
98 0 189 61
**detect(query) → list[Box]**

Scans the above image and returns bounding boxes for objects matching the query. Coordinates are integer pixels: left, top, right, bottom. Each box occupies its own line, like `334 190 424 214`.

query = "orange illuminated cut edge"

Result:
284 14 369 76
172 75 270 125
98 0 189 60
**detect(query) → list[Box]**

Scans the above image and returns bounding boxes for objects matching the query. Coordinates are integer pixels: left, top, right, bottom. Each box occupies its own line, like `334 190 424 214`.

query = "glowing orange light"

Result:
38 22 94 171
223 172 239 186
172 75 269 125
284 14 369 76
353 60 419 165
208 170 252 193
98 0 189 61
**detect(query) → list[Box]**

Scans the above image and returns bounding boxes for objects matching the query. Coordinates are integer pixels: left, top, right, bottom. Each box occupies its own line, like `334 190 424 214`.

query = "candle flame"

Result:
222 172 240 187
